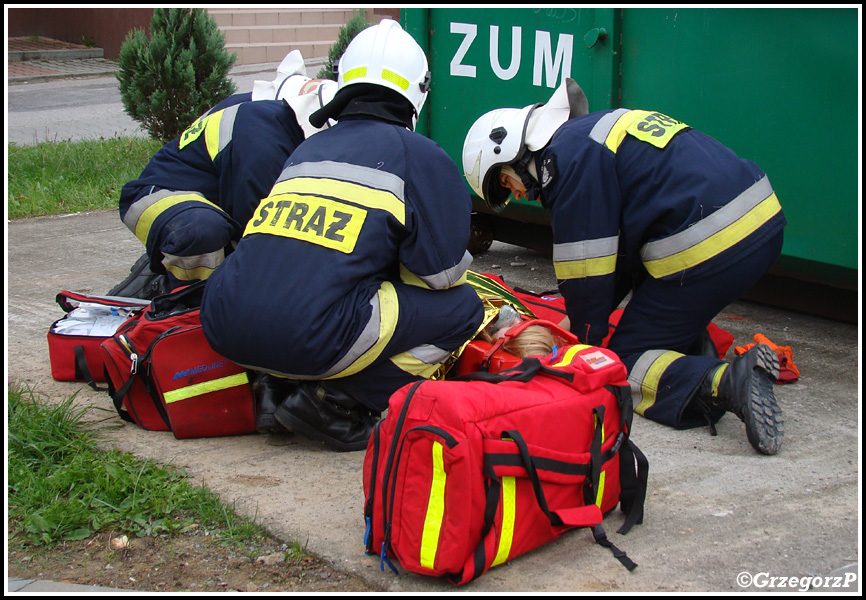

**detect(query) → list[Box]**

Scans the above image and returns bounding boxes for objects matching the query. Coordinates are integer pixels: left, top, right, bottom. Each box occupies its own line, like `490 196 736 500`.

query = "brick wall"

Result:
7 7 154 59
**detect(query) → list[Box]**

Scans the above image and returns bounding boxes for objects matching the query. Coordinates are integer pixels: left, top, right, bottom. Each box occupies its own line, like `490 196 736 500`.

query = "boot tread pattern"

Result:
746 344 784 455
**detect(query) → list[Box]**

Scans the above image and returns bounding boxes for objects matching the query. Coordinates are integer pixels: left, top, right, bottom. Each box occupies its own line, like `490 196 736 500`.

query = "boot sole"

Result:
743 344 784 455
256 413 290 435
274 405 369 452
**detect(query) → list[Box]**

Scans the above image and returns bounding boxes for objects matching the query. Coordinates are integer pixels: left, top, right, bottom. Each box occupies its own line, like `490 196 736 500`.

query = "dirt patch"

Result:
8 528 381 593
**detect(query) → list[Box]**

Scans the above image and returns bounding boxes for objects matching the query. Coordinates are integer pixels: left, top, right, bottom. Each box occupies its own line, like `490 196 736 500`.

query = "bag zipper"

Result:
364 420 383 555
376 380 424 574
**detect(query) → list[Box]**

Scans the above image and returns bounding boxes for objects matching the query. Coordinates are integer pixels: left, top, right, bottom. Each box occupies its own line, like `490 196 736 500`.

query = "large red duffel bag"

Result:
363 345 648 585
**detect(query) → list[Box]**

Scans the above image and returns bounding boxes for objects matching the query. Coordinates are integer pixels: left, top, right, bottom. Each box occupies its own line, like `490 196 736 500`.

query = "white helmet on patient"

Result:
462 78 589 211
336 18 431 119
252 50 338 137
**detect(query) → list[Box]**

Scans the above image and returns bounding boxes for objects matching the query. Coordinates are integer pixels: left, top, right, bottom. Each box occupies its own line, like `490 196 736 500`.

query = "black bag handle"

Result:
147 280 206 320
504 427 637 570
452 356 574 384
108 328 179 431
73 345 107 392
617 438 649 535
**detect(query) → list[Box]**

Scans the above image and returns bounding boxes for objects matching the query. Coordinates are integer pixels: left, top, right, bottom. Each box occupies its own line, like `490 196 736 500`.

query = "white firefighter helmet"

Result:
336 18 431 119
462 78 589 211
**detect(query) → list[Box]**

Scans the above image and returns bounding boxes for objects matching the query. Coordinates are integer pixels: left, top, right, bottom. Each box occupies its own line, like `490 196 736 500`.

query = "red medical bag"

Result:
363 345 648 585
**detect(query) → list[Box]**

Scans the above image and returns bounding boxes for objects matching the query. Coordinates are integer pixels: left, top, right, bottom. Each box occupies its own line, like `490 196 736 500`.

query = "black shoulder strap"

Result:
73 345 107 392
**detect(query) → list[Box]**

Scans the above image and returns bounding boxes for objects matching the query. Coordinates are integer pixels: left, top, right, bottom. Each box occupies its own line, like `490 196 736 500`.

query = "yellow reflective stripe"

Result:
271 177 405 225
551 344 593 367
553 255 617 280
342 66 368 83
162 249 224 282
629 350 684 415
163 372 250 404
399 264 431 289
643 193 782 278
326 282 399 379
420 441 447 570
399 264 470 290
595 418 606 508
604 111 635 153
381 69 410 91
133 194 218 245
204 109 224 160
163 263 217 282
389 351 444 379
491 476 516 567
709 363 728 398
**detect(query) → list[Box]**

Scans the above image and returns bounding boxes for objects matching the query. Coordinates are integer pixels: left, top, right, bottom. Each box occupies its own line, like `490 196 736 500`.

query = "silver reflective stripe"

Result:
627 349 684 415
277 160 406 201
419 250 474 290
553 236 619 262
640 176 774 263
553 236 619 280
588 108 631 146
122 188 207 232
161 250 224 272
409 344 452 365
215 104 240 157
161 249 225 281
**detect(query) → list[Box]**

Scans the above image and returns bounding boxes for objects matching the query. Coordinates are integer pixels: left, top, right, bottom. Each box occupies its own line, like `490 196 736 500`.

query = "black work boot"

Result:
108 253 171 300
274 383 376 452
252 374 298 434
693 343 784 455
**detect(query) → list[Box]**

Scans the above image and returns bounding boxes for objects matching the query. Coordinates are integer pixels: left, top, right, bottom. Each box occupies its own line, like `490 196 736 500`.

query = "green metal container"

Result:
403 7 858 292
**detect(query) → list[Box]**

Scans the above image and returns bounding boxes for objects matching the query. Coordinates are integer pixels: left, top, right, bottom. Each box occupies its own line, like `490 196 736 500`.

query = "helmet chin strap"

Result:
513 151 542 202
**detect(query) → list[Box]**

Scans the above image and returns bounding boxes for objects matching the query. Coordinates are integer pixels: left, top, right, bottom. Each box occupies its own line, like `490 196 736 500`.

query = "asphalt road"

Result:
6 65 285 146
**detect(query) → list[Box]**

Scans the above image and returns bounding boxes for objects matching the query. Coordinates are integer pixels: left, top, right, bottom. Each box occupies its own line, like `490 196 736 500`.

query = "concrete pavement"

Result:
6 40 862 595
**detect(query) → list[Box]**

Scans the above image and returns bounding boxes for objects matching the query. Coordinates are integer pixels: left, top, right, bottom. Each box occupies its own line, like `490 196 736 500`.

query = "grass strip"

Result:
7 384 294 558
7 136 162 219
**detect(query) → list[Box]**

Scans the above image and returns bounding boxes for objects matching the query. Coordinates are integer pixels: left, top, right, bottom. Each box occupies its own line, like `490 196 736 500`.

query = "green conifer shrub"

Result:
316 12 372 80
116 8 237 142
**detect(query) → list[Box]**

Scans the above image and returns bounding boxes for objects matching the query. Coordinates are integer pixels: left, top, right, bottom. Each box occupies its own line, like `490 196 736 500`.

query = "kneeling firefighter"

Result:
462 80 786 455
112 51 337 297
200 20 484 452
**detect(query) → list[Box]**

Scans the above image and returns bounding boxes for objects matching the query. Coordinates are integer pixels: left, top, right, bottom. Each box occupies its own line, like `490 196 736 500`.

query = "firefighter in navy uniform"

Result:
113 55 337 296
462 79 787 455
200 20 484 452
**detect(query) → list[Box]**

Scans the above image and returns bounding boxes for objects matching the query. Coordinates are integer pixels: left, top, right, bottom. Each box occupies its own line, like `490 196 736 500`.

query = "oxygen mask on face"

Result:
489 305 523 339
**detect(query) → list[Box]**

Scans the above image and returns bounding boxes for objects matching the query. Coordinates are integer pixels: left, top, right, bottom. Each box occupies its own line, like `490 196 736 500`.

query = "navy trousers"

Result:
326 281 484 413
607 232 784 429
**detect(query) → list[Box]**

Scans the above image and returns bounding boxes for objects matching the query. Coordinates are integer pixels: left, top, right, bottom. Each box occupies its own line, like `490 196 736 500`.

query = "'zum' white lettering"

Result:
450 22 477 77
449 22 573 88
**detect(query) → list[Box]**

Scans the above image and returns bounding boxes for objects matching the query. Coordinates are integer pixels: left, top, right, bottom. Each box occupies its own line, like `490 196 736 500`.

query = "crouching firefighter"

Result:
200 19 484 452
112 54 337 296
462 79 787 455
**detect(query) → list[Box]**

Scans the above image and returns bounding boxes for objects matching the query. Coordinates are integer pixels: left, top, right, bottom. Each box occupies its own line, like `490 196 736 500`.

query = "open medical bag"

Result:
99 281 257 439
48 291 150 383
363 345 649 585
